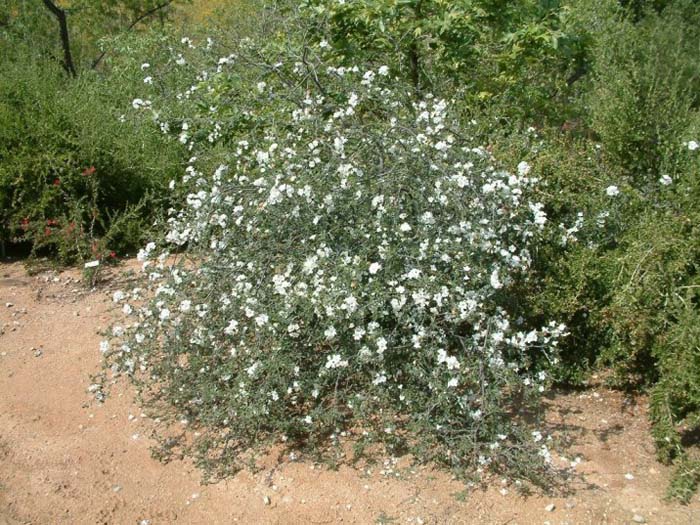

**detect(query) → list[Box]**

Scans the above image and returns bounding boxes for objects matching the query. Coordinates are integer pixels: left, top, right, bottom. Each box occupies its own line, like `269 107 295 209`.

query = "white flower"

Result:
159 309 170 321
303 255 318 274
112 290 126 302
405 268 421 280
141 63 150 70
341 295 358 314
447 377 459 388
287 323 301 338
246 361 260 377
687 140 699 151
420 211 435 225
325 354 348 369
324 326 337 340
490 268 503 290
99 341 110 354
179 300 192 312
224 319 239 335
353 327 366 341
255 314 269 327
376 337 388 355
517 161 531 176
605 185 620 197
372 373 387 385
143 76 153 84
368 262 381 275
659 174 673 186
378 65 389 76
437 349 460 370
399 222 412 233
257 81 267 93
529 202 547 227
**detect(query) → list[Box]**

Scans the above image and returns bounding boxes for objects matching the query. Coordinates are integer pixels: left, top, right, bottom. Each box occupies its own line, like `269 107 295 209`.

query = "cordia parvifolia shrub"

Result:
103 35 569 487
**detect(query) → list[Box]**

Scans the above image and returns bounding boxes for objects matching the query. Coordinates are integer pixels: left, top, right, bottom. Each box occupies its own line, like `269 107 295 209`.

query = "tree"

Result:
41 0 76 76
25 0 185 76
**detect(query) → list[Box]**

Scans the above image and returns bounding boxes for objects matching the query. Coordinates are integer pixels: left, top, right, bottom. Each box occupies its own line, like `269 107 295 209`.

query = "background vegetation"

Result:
1 0 698 502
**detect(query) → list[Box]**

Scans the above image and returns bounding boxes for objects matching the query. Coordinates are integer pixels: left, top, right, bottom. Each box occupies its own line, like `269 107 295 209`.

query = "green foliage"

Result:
0 0 187 71
0 47 185 262
302 0 588 122
586 0 700 177
524 0 700 500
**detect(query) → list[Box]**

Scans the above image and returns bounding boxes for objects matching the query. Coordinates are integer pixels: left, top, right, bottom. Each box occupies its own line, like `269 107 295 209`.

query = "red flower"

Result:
109 251 117 259
44 227 52 236
82 166 96 176
53 178 61 186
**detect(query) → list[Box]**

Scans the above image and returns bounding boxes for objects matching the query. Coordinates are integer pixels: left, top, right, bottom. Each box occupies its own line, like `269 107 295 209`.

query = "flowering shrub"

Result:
105 37 568 486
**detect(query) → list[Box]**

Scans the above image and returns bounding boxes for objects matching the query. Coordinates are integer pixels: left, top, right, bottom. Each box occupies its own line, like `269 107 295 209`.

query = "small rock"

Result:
545 503 556 512
112 485 122 492
263 495 271 506
34 349 43 357
5 302 13 308
632 514 646 523
625 473 635 480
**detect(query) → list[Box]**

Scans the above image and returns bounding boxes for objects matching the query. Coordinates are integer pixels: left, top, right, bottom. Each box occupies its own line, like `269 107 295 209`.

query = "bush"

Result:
302 0 589 124
104 36 567 487
524 0 700 500
0 41 186 262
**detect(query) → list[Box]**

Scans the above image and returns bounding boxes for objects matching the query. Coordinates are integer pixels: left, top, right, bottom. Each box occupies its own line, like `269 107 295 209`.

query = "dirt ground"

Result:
1 260 699 525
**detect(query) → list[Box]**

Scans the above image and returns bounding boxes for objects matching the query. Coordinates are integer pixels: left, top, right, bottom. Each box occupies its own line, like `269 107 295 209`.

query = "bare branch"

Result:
92 1 175 70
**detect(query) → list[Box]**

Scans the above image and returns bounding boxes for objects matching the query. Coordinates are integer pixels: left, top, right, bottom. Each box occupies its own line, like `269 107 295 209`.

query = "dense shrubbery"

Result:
0 3 192 262
0 53 185 262
531 0 700 500
3 0 699 502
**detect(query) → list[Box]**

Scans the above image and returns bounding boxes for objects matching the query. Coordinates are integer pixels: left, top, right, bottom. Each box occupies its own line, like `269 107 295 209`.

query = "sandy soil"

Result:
1 260 699 524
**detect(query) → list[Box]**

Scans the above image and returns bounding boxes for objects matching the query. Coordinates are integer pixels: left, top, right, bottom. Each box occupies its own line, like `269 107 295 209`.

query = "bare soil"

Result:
1 260 698 524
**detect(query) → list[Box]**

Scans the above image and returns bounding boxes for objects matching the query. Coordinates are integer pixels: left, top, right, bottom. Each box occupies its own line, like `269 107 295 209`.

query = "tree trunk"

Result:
41 0 77 77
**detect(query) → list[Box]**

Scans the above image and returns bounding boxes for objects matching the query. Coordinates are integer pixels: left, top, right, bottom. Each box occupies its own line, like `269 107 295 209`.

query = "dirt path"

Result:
1 260 698 524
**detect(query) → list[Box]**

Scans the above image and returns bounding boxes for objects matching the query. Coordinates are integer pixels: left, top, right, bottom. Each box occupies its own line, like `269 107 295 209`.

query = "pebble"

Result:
5 302 13 308
632 514 646 523
625 473 635 480
263 495 271 506
545 503 556 512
